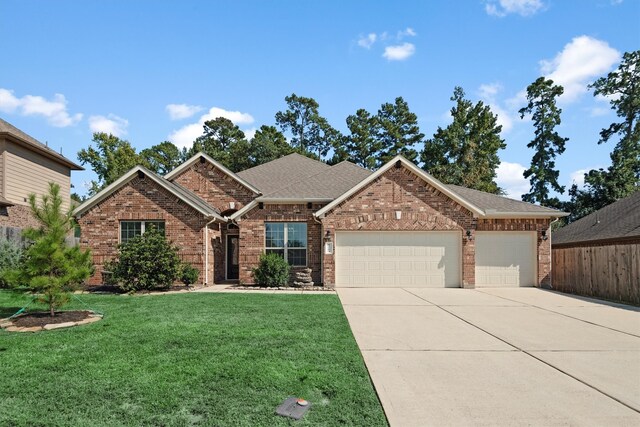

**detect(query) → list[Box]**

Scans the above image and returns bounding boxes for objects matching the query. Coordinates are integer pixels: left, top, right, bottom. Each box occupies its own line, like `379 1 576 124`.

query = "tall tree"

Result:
78 133 146 195
186 117 248 171
337 109 381 169
375 97 424 165
421 87 506 193
246 125 295 166
569 50 640 219
519 77 568 208
275 93 341 159
140 141 182 175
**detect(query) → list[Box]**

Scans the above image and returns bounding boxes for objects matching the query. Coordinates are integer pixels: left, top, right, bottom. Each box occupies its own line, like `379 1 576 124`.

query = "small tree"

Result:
252 253 291 287
6 183 92 317
109 228 182 291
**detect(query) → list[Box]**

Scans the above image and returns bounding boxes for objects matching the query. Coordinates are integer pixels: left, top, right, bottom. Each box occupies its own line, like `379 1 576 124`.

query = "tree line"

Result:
76 50 639 225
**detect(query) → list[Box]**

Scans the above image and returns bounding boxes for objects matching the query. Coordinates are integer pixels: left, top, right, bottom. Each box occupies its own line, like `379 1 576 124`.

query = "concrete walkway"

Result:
338 287 640 426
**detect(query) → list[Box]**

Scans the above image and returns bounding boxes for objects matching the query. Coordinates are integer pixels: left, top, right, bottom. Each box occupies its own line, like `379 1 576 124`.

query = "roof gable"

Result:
164 152 260 195
553 190 640 245
315 156 486 218
73 166 223 219
0 118 83 170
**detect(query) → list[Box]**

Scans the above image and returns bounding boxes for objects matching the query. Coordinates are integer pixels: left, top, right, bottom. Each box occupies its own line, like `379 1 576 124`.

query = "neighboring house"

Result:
0 118 83 231
552 191 640 305
74 152 567 287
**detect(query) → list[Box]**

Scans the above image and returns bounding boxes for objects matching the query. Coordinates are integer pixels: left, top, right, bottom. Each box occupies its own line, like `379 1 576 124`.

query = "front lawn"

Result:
0 291 387 426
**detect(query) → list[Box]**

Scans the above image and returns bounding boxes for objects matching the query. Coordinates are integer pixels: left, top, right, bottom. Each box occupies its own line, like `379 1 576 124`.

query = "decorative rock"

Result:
293 268 314 287
79 316 102 325
5 326 20 332
20 326 43 333
43 321 77 330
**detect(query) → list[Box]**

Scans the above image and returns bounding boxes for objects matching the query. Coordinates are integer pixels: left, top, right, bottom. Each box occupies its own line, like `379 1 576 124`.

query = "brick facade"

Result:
0 204 40 229
319 166 552 289
76 176 214 286
237 203 324 285
171 161 256 282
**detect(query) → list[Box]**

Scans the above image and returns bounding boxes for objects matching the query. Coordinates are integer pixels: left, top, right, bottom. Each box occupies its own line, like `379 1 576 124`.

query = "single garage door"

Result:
335 231 461 288
475 232 536 287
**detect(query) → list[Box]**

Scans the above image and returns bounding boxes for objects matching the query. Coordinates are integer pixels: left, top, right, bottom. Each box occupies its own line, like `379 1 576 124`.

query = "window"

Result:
265 222 307 266
120 221 165 243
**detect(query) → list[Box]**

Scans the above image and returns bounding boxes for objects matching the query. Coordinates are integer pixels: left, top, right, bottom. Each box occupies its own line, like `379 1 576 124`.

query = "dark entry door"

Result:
226 236 239 280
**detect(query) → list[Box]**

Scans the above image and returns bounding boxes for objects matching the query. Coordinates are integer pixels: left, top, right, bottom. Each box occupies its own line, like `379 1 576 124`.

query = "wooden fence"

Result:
552 242 640 305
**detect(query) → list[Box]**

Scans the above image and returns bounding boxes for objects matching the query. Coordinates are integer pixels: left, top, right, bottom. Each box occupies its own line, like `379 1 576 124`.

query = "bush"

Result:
180 263 200 286
110 228 181 292
0 239 23 288
252 252 290 287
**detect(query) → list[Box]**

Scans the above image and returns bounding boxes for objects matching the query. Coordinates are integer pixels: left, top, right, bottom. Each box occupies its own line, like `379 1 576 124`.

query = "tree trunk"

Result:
50 302 55 318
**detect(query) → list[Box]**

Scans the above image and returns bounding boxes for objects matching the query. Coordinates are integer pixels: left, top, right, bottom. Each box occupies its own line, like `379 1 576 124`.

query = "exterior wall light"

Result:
541 230 548 241
466 230 473 241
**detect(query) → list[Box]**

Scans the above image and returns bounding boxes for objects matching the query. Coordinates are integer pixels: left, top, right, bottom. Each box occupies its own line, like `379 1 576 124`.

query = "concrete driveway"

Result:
338 287 640 426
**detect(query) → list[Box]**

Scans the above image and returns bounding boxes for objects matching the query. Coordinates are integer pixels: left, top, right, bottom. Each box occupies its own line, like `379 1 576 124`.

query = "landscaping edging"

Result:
0 312 103 333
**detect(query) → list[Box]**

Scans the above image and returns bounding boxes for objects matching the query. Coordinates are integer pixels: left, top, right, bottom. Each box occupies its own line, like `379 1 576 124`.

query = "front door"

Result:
226 235 239 280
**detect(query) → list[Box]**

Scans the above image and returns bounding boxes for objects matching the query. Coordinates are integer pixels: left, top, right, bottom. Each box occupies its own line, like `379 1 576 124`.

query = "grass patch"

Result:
0 291 387 426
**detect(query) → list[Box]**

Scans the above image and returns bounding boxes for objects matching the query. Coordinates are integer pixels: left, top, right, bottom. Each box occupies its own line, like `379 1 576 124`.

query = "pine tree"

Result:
569 50 640 220
519 77 568 208
339 109 381 169
6 183 92 317
421 87 506 193
375 97 424 165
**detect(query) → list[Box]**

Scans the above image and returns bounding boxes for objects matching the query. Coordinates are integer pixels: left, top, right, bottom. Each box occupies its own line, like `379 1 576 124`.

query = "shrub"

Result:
0 239 23 288
110 228 182 292
180 263 200 286
3 183 93 316
252 252 290 287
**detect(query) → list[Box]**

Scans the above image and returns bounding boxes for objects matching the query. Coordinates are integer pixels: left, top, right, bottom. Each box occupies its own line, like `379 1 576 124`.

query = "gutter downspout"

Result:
204 217 219 286
312 214 324 286
547 217 559 290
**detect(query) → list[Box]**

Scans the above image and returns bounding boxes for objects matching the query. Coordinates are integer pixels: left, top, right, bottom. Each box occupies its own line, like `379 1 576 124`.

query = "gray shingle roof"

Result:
0 117 83 170
553 190 640 246
261 161 372 200
446 184 565 216
236 153 330 194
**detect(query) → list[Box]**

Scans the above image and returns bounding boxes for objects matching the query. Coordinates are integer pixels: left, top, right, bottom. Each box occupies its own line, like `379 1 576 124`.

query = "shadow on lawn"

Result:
0 307 22 318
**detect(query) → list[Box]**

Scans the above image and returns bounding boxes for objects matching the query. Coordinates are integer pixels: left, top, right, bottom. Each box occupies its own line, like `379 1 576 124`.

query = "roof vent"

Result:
395 160 402 169
200 156 206 164
137 170 145 179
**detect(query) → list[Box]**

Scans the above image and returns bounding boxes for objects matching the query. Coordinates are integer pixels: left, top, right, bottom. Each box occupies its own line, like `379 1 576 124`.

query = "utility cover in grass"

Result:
275 397 311 420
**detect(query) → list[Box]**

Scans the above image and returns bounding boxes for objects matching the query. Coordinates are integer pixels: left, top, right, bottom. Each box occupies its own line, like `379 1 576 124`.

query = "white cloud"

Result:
496 161 529 199
88 114 129 137
0 88 82 127
243 127 258 141
485 0 545 17
478 83 514 133
357 33 377 49
383 43 416 61
168 106 255 148
540 35 620 103
397 27 417 39
589 106 609 117
166 103 203 120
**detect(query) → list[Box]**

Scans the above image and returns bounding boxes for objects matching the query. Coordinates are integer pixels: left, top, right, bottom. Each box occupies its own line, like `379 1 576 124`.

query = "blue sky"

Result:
1 0 638 199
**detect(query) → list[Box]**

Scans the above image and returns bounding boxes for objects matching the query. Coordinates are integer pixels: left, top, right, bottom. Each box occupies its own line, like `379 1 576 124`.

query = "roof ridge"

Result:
237 152 329 175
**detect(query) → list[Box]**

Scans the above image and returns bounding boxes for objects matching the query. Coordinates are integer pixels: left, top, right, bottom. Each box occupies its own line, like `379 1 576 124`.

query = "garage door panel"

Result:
475 232 536 288
335 231 461 288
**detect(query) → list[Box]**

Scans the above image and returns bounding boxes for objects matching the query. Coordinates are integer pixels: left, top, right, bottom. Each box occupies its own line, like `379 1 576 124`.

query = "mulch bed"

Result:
12 311 92 327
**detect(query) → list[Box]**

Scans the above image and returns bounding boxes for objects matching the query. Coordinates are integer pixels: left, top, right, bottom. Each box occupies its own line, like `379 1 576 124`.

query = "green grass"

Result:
0 291 387 426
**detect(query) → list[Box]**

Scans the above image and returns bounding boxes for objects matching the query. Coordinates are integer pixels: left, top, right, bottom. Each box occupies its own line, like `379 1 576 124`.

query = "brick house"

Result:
74 152 567 288
0 118 83 231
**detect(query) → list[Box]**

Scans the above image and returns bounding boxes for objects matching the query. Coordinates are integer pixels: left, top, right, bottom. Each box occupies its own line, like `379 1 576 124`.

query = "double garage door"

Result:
334 231 536 288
